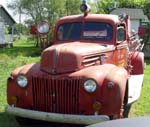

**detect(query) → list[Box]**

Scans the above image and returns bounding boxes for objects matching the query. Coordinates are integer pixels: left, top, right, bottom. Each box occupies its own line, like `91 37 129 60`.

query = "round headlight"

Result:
17 75 28 88
84 79 97 93
37 20 50 34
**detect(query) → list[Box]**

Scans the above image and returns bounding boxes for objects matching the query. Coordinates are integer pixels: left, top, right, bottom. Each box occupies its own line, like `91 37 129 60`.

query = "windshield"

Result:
57 22 113 41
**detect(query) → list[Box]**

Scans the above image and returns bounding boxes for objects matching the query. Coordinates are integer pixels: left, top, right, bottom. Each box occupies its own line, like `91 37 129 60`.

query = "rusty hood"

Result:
40 42 114 74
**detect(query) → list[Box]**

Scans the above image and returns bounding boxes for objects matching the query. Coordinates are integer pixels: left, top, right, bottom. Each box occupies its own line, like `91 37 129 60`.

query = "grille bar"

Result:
32 77 80 114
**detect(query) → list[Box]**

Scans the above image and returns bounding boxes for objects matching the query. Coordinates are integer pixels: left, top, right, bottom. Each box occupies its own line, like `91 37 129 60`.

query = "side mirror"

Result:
138 26 146 37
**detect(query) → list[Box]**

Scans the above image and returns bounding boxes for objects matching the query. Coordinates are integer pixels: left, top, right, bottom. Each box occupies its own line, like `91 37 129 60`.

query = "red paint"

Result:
30 24 37 35
130 52 144 74
7 12 144 124
138 26 146 37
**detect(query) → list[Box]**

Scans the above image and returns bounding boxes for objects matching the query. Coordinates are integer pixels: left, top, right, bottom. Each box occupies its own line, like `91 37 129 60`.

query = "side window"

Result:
57 26 64 40
117 26 125 42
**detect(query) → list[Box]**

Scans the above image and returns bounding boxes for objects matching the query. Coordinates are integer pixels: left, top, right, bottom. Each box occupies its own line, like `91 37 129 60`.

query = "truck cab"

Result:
6 1 144 126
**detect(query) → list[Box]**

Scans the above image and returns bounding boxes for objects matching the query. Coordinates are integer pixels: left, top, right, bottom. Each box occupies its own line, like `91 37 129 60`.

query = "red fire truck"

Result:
6 1 144 126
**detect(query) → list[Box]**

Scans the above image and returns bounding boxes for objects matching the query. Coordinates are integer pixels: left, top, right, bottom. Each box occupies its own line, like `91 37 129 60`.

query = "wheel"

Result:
16 116 35 126
109 115 118 120
123 104 132 118
15 116 84 127
15 116 49 127
123 83 131 118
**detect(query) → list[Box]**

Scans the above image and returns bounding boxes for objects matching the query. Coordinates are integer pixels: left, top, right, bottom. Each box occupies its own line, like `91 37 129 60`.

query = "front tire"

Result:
15 116 48 126
123 104 132 118
15 116 85 127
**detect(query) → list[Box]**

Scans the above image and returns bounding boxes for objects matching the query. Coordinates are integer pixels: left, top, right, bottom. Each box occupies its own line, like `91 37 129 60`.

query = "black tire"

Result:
15 116 49 127
123 104 132 118
15 116 84 127
109 115 118 120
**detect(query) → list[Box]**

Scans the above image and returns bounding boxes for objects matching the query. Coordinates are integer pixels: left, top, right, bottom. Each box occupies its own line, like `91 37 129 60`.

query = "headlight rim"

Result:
83 79 97 93
17 75 28 88
37 20 50 35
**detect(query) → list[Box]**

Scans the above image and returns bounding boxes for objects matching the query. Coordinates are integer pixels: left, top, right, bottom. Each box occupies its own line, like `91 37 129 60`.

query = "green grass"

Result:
0 36 150 126
0 36 40 127
129 59 150 117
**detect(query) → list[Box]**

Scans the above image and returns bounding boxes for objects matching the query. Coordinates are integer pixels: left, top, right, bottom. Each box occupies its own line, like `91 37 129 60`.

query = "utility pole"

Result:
114 0 117 9
19 6 22 35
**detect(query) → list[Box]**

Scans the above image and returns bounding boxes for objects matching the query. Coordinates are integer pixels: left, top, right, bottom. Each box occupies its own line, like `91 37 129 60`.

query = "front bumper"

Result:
6 105 109 125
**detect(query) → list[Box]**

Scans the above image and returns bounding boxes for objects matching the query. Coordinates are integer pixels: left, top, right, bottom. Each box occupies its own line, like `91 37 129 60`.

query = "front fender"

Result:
71 64 128 115
7 63 42 106
101 65 128 115
130 51 144 75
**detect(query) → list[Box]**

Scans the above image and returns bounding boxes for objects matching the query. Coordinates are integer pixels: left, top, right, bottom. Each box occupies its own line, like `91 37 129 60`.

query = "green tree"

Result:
7 0 82 25
91 0 114 14
118 0 145 8
65 0 81 15
7 0 83 48
90 0 146 14
143 0 150 20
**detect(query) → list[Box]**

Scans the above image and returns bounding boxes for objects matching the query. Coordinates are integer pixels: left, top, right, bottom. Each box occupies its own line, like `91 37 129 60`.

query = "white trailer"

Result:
0 22 13 47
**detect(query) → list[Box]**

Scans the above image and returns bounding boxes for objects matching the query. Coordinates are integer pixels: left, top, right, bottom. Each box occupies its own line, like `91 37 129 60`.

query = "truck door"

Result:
115 26 128 68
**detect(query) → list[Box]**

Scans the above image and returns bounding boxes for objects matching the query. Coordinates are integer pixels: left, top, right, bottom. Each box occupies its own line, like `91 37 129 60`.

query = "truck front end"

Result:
6 2 129 126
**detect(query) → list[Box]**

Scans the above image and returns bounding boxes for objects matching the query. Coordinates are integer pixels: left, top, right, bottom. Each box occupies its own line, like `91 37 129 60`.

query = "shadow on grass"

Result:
145 58 150 65
0 111 85 127
0 46 41 58
0 112 50 127
0 112 19 127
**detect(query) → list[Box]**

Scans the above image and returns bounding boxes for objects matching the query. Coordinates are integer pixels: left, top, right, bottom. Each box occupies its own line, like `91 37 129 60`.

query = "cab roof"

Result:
58 14 120 24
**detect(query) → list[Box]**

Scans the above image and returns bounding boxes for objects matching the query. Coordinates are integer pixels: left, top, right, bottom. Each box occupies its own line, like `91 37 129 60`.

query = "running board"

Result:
128 74 144 104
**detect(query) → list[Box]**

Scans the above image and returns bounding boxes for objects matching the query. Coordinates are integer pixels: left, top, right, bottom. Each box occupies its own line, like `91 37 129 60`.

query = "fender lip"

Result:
5 105 109 125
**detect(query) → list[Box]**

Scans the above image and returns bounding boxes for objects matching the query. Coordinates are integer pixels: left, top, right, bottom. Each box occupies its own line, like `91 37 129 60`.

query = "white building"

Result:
0 5 16 47
110 8 148 33
110 8 150 57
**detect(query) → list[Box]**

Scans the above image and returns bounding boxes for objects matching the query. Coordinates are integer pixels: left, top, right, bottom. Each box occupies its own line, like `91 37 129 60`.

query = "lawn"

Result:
0 36 41 127
129 60 150 117
0 36 150 127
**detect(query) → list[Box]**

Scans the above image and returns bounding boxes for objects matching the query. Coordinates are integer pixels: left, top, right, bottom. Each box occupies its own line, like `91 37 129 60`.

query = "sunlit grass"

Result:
0 36 40 112
129 59 150 117
0 36 149 126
